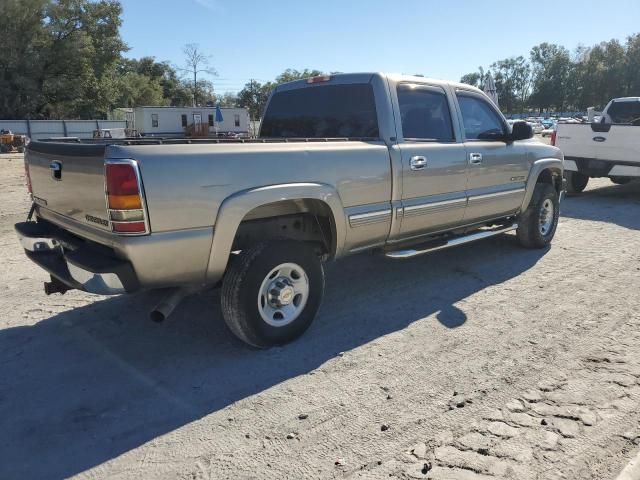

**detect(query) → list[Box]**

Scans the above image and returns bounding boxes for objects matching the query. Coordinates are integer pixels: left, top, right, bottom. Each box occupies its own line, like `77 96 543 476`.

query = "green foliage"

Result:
460 34 640 113
460 72 482 88
217 92 239 108
0 0 127 119
236 69 325 120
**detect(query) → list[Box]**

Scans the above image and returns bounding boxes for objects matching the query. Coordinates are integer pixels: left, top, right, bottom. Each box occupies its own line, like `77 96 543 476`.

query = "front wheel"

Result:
221 241 324 348
517 183 559 249
565 171 589 194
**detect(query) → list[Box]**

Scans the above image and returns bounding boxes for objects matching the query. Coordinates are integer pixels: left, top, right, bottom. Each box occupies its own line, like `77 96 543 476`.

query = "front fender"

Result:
521 158 564 212
205 183 347 284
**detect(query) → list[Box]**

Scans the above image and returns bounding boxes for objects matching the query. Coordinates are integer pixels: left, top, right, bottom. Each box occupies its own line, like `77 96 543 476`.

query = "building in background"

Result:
130 106 250 136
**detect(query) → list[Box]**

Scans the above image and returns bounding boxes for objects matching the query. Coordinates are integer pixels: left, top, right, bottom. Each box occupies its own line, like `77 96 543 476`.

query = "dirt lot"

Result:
1 150 640 480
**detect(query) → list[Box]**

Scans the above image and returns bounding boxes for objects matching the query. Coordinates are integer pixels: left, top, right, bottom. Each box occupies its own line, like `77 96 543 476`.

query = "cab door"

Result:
394 83 469 239
455 91 528 222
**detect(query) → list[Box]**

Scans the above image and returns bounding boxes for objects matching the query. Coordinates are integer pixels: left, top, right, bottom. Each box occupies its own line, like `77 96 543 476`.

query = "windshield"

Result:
260 83 379 138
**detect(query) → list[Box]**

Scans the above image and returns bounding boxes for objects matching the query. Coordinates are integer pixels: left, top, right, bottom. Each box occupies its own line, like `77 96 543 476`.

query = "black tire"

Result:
517 183 559 249
221 240 324 348
610 176 631 185
565 171 589 194
17 146 25 153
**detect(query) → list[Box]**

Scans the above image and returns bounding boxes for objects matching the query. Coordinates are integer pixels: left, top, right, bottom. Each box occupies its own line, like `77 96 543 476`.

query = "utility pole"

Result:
249 79 255 136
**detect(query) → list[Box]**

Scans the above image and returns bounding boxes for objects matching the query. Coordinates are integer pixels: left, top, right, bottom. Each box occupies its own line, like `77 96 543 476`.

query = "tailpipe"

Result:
150 287 197 323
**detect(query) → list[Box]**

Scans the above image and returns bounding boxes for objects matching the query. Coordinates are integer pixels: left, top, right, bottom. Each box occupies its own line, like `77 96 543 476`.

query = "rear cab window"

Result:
397 84 455 142
606 100 640 124
260 83 379 138
456 93 506 140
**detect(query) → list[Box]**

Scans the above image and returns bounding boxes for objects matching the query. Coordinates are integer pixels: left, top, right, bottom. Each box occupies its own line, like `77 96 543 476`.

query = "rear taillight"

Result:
550 130 557 146
24 157 32 195
105 161 148 235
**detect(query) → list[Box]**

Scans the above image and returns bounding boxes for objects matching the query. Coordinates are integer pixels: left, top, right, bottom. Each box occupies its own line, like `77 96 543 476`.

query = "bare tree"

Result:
180 43 217 107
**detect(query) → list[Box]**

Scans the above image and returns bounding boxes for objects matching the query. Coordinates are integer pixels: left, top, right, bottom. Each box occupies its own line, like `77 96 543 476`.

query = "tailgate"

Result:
592 125 640 164
27 141 111 232
556 124 596 160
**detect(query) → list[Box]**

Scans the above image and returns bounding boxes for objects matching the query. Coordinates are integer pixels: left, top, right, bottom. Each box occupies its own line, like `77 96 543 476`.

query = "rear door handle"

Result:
469 153 483 165
410 156 427 170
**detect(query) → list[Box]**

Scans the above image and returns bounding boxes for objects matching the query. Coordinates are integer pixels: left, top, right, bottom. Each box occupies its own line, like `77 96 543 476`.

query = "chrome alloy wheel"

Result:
257 263 309 327
539 198 555 235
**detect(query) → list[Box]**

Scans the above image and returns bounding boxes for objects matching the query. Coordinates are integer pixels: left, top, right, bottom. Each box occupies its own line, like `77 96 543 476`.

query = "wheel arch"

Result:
521 158 564 212
205 183 346 284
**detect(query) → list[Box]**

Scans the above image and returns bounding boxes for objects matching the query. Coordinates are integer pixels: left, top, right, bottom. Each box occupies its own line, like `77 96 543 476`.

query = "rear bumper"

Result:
15 221 140 295
564 158 640 177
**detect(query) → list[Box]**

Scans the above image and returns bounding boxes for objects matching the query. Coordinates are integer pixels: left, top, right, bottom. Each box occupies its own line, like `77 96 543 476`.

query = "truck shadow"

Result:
0 235 545 479
561 181 640 230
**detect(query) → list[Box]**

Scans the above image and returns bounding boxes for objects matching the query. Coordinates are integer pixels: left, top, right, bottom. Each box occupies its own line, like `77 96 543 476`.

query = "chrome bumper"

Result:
15 221 138 295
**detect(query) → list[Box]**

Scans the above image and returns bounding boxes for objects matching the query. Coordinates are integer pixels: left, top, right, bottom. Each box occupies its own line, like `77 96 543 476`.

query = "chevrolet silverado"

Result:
16 73 564 347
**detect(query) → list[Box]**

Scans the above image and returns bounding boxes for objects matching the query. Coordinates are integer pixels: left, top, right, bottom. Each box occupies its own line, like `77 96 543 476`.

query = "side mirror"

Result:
510 121 533 141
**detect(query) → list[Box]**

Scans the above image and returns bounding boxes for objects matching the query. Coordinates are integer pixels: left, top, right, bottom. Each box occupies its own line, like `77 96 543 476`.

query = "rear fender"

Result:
205 183 346 284
521 158 564 211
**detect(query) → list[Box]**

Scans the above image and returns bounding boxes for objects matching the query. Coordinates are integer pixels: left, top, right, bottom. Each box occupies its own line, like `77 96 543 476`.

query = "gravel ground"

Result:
1 149 640 480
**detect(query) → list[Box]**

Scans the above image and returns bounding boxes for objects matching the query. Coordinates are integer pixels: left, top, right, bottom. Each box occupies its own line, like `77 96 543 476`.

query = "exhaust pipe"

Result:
150 287 197 323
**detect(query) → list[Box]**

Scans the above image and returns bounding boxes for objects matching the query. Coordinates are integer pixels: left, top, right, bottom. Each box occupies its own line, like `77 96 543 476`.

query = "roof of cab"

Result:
274 72 485 96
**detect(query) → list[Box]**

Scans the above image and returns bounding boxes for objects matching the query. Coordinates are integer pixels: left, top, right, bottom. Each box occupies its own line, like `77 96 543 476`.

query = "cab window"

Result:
457 94 505 140
397 85 454 142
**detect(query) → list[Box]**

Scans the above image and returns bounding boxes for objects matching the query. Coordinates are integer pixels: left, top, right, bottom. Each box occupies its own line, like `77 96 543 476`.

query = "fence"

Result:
0 120 127 140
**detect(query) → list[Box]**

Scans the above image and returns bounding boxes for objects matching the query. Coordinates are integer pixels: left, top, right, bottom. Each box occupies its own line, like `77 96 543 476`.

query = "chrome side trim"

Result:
468 188 525 204
348 209 392 228
386 224 518 259
402 198 467 218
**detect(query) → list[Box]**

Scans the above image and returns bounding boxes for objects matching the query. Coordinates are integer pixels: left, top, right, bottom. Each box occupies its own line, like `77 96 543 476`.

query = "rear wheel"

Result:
517 183 559 249
610 176 631 185
565 171 589 194
221 240 324 348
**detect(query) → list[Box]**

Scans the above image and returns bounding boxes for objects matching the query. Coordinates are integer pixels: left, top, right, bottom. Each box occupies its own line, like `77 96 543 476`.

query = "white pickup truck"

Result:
554 97 640 193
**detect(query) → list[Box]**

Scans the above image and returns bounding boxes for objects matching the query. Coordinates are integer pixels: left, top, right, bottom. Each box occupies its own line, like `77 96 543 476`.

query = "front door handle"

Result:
469 153 483 165
410 156 427 170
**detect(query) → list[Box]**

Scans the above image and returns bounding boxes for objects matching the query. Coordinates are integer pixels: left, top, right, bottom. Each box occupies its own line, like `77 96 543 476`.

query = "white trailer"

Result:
132 106 250 137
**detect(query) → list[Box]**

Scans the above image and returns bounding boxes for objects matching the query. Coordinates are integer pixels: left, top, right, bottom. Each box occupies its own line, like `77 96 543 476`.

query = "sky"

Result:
120 0 640 94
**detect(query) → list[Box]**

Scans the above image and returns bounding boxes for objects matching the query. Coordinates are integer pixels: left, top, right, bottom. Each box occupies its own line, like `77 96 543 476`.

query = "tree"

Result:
0 0 127 119
489 56 532 112
460 72 482 88
236 69 326 120
236 80 270 121
180 43 216 107
116 72 166 107
625 34 640 96
529 43 572 112
274 68 323 84
217 92 239 108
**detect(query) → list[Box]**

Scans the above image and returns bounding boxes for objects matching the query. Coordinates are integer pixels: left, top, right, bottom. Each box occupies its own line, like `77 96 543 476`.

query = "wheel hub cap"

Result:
258 262 309 327
539 199 554 235
268 279 295 307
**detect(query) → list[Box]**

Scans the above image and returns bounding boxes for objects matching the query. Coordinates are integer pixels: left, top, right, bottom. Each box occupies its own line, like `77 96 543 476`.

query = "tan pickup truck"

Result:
16 73 564 347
